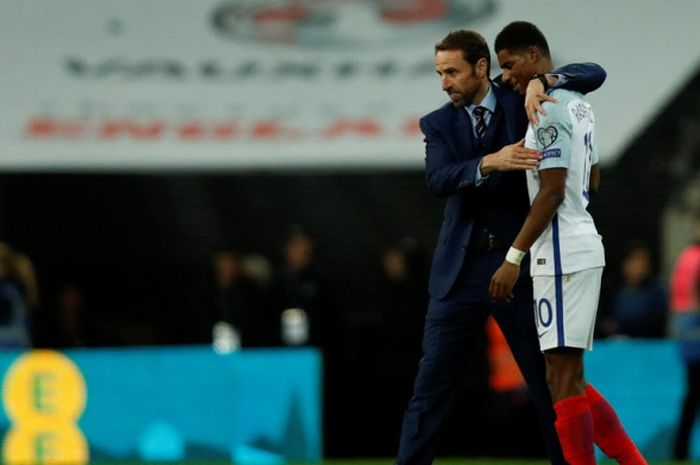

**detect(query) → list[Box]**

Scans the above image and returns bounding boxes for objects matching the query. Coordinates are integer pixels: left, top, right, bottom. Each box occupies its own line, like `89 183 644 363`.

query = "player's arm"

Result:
512 169 566 251
587 129 601 195
489 99 572 301
554 62 606 94
589 135 601 193
525 63 606 125
489 169 566 301
590 164 600 193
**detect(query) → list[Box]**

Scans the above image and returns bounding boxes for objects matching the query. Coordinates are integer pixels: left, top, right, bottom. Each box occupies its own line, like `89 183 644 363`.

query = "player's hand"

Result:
480 139 542 175
489 261 520 302
525 77 558 126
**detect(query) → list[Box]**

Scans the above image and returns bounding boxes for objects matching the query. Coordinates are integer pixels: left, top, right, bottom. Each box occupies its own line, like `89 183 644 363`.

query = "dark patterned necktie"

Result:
472 106 487 140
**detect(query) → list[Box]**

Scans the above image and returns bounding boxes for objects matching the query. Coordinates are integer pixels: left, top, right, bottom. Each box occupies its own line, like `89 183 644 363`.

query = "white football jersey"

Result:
524 89 605 277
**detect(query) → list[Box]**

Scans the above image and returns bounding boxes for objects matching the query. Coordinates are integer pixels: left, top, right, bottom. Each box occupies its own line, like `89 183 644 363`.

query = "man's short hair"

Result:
494 21 550 58
435 30 490 73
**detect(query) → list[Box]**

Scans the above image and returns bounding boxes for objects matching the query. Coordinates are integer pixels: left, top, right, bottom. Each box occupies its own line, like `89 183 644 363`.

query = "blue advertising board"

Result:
587 340 692 460
0 346 321 464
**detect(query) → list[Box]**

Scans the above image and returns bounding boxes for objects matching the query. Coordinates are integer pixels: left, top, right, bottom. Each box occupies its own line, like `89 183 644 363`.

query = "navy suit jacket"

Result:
422 63 606 300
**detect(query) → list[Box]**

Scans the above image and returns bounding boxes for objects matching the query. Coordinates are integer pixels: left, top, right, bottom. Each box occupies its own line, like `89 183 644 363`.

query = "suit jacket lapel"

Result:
451 106 477 160
491 82 517 143
484 103 503 149
447 84 517 161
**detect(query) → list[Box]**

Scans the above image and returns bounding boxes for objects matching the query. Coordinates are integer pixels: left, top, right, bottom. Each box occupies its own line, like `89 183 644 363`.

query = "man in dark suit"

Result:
395 29 606 465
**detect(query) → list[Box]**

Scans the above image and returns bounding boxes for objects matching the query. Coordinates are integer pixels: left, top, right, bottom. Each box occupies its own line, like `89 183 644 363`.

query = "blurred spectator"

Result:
190 250 265 349
483 317 544 456
375 238 428 440
670 217 700 459
37 282 95 349
52 283 90 348
268 226 334 349
239 253 273 289
0 243 31 348
12 252 40 314
378 237 427 355
598 242 667 338
485 317 526 396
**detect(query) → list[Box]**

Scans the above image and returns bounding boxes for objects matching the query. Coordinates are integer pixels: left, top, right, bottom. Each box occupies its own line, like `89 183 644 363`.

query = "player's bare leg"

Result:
544 348 586 402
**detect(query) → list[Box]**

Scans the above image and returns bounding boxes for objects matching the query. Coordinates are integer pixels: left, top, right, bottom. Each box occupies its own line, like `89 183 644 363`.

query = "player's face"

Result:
497 48 538 95
435 49 487 107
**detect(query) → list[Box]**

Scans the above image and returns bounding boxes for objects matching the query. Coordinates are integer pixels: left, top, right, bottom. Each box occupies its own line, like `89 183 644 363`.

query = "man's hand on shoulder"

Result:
480 139 542 175
525 75 559 126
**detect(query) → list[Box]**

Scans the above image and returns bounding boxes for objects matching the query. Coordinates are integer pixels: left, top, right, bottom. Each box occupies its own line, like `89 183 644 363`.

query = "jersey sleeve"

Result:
533 100 572 171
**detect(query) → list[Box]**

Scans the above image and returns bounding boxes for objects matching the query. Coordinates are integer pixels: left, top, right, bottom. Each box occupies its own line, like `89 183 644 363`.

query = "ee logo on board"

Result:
1 350 88 465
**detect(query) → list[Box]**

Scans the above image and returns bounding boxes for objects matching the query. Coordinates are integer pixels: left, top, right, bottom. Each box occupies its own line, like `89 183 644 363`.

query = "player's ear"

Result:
527 45 540 64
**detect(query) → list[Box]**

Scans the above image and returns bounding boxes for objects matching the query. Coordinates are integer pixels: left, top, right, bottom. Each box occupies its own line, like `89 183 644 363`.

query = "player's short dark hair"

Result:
435 30 490 73
494 21 550 58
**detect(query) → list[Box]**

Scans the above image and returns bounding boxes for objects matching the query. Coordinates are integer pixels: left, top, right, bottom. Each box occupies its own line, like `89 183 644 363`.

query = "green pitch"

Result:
90 460 687 465
317 461 547 465
312 461 685 465
318 458 697 465
309 461 544 465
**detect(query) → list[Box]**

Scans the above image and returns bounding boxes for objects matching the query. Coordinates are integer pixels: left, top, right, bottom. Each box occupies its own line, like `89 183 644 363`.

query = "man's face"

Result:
435 49 485 107
497 48 537 95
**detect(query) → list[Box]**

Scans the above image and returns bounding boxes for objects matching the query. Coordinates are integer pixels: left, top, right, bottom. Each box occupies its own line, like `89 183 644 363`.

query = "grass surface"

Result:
90 460 688 465
312 461 545 465
306 462 685 465
313 462 686 465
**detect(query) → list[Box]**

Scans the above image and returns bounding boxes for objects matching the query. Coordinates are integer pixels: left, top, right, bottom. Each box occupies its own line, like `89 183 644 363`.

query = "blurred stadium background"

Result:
1 0 700 463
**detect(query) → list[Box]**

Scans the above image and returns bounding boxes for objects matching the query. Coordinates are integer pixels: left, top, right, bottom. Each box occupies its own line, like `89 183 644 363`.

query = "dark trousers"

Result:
674 361 700 459
396 251 566 465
